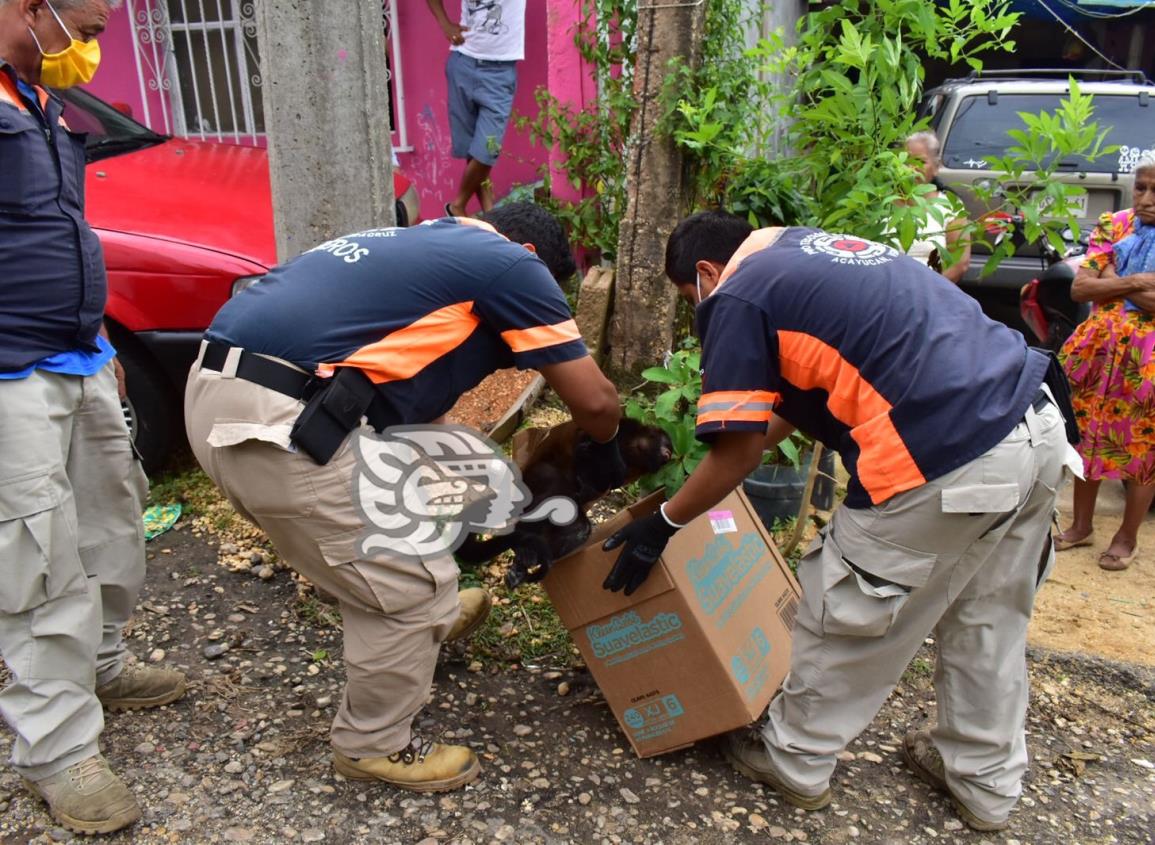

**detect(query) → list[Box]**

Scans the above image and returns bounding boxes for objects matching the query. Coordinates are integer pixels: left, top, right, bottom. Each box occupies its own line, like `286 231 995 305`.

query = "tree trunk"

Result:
607 0 706 381
255 0 395 262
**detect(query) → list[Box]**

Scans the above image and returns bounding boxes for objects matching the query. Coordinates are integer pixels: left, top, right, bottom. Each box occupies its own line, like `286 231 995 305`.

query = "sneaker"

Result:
96 663 187 712
902 730 1009 832
333 736 480 792
445 588 492 643
23 754 141 835
721 729 832 810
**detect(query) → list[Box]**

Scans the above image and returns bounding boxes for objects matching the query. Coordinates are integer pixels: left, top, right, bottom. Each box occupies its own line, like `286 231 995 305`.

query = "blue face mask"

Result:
695 271 703 305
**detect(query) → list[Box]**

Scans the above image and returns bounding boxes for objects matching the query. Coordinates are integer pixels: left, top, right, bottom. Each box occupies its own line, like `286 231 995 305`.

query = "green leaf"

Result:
641 367 679 385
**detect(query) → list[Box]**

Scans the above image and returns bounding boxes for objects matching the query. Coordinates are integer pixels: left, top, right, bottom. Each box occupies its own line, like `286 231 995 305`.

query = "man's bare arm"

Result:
538 356 621 442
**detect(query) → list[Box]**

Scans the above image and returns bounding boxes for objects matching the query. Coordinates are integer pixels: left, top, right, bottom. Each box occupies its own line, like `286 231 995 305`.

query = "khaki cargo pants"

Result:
0 363 148 779
184 358 460 758
759 398 1069 824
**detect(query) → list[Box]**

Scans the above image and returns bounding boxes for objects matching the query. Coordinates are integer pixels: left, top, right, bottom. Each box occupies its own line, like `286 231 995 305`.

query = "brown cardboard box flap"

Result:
544 491 676 628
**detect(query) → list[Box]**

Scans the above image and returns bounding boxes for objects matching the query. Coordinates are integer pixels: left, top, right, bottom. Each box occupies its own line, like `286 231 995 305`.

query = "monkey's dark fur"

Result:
456 418 673 587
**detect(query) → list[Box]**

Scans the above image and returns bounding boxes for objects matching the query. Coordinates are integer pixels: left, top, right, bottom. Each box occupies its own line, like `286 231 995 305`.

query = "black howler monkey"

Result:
456 418 673 587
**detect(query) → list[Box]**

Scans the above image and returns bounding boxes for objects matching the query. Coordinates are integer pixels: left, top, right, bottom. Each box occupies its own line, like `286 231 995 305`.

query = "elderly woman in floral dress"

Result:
1054 151 1155 571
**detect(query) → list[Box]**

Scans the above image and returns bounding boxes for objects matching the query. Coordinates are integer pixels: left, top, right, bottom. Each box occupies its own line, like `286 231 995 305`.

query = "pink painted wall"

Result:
88 6 138 113
396 0 550 220
86 1 591 224
88 3 171 131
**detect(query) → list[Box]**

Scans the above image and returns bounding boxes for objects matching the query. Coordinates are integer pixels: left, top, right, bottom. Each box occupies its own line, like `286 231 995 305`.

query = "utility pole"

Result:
607 0 707 380
255 1 396 262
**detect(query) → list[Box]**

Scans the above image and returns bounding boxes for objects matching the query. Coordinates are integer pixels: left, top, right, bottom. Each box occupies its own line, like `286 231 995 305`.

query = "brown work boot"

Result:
333 735 480 792
445 587 492 643
902 730 1009 832
722 729 832 810
96 662 187 712
24 754 141 835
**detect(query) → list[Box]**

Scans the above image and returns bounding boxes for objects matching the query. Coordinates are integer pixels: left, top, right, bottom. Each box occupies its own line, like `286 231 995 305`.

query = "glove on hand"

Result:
573 432 628 497
601 509 679 595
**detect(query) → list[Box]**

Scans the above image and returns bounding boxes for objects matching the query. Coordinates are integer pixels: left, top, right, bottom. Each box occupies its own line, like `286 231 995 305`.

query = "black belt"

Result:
1031 388 1050 414
199 341 317 401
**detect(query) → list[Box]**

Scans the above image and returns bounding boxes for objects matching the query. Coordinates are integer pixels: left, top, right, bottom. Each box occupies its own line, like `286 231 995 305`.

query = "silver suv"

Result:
919 70 1155 330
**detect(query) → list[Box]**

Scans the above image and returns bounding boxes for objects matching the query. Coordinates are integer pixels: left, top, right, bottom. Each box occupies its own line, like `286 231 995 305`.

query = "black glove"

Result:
573 432 628 497
601 509 680 595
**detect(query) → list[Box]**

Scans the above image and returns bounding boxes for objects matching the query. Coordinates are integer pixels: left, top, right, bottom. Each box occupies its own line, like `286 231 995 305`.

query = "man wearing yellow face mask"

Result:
0 0 186 836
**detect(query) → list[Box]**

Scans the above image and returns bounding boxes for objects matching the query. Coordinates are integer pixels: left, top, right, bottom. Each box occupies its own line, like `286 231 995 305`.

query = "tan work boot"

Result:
445 587 492 643
96 662 187 712
902 730 1010 832
24 754 141 835
333 736 480 792
722 729 832 810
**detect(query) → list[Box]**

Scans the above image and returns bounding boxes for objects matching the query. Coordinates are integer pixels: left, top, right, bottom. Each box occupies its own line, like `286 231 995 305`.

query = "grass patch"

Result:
460 561 576 669
903 655 935 686
293 588 342 630
147 467 221 517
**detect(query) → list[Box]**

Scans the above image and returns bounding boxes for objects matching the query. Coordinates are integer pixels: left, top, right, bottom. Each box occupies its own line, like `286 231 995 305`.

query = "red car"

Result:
60 88 420 471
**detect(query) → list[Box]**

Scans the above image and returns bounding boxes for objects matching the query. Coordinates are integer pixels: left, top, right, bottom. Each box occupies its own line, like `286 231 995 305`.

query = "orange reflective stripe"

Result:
0 74 48 112
697 409 775 426
776 330 925 503
0 73 27 112
696 390 778 427
717 227 788 288
500 319 582 353
317 301 480 384
698 390 778 407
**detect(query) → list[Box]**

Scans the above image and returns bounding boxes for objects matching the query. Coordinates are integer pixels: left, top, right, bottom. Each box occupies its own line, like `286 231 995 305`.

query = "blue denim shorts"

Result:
445 51 518 166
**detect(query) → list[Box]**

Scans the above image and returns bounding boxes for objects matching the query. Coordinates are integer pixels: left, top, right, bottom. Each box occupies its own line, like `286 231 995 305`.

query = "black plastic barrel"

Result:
742 449 836 531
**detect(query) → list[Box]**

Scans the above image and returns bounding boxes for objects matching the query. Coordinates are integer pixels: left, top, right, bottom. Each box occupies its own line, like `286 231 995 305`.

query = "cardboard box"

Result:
542 488 801 758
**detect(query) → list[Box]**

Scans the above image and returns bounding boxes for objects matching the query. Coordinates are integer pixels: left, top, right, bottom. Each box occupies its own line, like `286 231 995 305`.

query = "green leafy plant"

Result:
624 343 707 495
624 339 810 495
745 0 1022 244
517 0 637 259
965 79 1115 273
742 1 1112 267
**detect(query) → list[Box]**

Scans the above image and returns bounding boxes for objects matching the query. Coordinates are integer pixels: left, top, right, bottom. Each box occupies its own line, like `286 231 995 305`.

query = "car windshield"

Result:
942 93 1154 174
53 87 167 162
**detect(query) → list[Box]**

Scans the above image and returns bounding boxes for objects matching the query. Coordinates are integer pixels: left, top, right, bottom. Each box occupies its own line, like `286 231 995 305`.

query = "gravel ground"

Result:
1 527 1153 845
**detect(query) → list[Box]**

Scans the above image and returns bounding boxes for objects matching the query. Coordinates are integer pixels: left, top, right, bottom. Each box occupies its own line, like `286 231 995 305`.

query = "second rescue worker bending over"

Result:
185 204 625 793
603 212 1075 832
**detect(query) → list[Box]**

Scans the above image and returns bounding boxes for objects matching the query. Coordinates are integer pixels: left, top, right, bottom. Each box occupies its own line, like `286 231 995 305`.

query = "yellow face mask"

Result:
29 1 102 89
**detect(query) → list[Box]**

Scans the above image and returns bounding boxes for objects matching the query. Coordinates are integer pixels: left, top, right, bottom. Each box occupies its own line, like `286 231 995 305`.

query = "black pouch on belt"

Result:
290 367 378 465
1041 351 1081 446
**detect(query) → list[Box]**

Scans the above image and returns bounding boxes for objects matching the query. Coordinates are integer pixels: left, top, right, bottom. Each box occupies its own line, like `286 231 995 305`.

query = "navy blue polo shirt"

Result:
207 218 588 424
695 227 1049 508
0 63 108 373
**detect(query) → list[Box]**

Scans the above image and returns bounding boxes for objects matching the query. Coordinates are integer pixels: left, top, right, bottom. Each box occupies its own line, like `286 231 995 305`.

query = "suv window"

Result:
942 93 1154 173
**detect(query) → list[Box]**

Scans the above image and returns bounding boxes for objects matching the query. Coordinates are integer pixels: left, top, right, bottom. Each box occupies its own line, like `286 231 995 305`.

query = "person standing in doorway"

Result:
425 0 525 216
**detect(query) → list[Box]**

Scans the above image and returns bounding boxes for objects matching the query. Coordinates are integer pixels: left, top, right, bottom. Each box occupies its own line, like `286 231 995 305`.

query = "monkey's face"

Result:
618 419 674 475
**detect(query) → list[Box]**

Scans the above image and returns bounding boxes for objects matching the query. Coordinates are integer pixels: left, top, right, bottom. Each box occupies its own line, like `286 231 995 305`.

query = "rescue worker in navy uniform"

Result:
603 211 1076 832
0 0 186 836
185 203 626 792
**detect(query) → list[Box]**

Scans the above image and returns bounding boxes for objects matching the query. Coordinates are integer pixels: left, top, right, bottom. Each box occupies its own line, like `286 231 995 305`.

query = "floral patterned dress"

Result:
1059 209 1155 484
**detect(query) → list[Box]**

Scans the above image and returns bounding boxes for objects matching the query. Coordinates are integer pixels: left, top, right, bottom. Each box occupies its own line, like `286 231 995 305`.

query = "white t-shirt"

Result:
453 0 526 62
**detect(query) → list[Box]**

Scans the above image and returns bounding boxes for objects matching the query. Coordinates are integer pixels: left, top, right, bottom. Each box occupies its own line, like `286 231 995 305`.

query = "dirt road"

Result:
1 524 1152 845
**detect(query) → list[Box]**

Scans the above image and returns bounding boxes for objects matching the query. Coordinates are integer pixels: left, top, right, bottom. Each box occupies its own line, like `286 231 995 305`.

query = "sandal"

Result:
1098 548 1136 571
1053 532 1094 552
